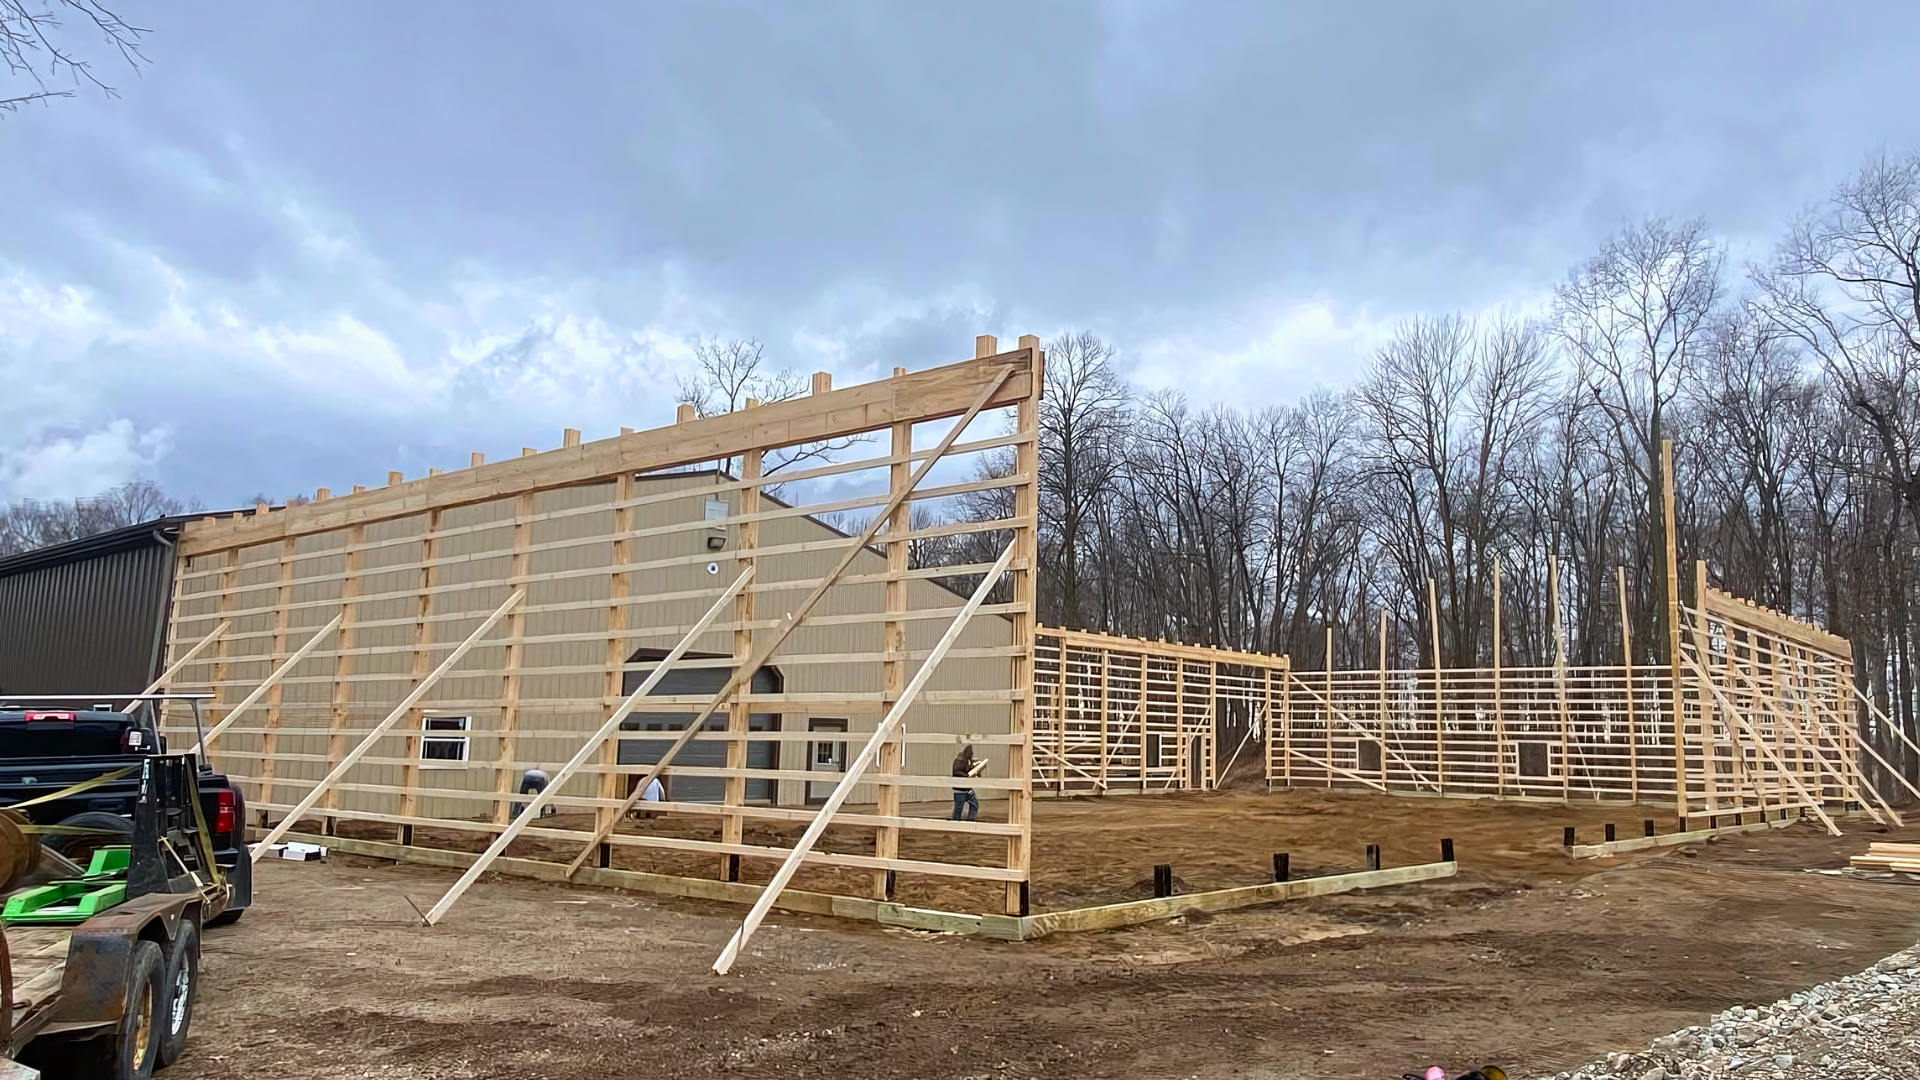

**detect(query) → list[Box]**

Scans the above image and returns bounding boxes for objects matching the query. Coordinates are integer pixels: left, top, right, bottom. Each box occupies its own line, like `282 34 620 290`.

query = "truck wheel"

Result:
158 920 200 1066
58 938 165 1080
44 811 134 868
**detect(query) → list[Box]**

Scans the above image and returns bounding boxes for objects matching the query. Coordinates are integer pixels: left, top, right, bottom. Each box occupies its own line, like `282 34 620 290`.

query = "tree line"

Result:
953 152 1919 783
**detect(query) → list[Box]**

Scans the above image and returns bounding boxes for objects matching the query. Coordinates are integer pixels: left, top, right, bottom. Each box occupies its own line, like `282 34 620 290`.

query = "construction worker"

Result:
951 744 981 822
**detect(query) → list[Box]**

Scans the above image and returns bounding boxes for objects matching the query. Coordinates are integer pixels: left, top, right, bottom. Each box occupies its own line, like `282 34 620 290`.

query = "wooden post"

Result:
1663 438 1685 826
1492 559 1505 795
1325 626 1334 789
1551 554 1569 802
872 407 910 898
1428 579 1444 793
490 495 535 826
208 550 240 776
599 469 636 853
1619 566 1638 803
1098 649 1111 792
1377 610 1389 783
1280 654 1292 789
721 439 761 879
1006 335 1039 914
323 525 364 833
259 537 297 809
398 508 442 838
1694 561 1721 819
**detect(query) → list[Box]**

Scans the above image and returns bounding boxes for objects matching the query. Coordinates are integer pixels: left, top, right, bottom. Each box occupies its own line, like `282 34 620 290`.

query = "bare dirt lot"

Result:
171 791 1920 1080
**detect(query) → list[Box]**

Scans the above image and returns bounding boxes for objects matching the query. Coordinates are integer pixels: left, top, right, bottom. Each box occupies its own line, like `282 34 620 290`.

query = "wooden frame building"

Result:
158 338 1041 915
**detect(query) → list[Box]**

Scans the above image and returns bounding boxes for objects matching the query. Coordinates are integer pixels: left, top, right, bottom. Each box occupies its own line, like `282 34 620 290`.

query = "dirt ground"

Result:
169 790 1920 1080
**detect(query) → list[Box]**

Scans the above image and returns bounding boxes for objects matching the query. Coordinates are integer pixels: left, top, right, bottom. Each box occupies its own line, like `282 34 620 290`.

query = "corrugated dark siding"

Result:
0 536 174 696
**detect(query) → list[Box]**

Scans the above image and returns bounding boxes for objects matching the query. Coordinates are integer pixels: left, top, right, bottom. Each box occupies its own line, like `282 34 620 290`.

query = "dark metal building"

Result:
0 516 199 696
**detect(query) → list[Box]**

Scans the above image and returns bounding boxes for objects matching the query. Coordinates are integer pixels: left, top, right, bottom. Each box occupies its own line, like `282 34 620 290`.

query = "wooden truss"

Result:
157 337 1042 916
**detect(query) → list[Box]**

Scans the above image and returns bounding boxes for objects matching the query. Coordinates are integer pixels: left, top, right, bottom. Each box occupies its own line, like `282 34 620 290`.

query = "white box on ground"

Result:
257 841 328 861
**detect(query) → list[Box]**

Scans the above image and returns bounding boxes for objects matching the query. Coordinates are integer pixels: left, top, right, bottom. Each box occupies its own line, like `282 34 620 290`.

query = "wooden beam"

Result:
189 612 344 755
251 589 526 859
562 366 1016 873
1663 438 1684 822
422 568 753 924
711 543 1015 975
1024 861 1457 936
178 349 1036 558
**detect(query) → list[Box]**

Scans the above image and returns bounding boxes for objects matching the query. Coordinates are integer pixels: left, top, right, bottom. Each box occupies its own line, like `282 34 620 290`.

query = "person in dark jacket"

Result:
951 744 981 821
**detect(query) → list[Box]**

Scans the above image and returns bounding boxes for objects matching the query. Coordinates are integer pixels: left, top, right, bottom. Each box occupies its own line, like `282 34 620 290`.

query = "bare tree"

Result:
2 0 147 114
673 337 867 493
1038 331 1129 629
0 480 197 556
1554 216 1725 662
1754 151 1920 536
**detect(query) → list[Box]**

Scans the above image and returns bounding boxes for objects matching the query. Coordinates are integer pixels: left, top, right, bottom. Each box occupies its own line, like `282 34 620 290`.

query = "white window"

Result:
421 715 470 762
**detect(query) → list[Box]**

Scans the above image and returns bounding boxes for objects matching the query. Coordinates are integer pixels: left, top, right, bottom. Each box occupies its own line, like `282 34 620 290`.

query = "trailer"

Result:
1 754 223 1079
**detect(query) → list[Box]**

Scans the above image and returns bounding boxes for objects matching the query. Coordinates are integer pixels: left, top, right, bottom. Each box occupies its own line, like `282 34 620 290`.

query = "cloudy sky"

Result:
3 1 1917 508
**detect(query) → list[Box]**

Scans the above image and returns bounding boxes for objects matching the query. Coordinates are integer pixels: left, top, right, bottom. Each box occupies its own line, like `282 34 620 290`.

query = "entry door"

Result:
807 719 848 803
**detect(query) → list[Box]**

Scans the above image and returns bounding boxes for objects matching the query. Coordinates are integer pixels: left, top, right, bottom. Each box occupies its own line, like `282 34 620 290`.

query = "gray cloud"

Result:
3 0 1917 504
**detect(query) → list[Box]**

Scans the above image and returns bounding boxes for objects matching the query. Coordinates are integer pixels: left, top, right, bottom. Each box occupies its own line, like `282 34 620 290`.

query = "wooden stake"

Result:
711 543 1015 975
422 570 753 923
252 588 526 860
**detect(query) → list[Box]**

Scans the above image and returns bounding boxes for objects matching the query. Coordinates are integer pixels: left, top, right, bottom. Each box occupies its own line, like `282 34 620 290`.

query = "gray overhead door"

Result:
617 661 780 804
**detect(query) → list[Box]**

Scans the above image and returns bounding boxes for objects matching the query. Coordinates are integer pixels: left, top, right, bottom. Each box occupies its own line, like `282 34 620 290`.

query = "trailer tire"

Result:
57 938 166 1080
158 920 200 1066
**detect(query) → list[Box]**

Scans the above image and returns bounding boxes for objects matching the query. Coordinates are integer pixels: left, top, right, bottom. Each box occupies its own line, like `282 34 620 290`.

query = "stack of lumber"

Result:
1849 842 1920 872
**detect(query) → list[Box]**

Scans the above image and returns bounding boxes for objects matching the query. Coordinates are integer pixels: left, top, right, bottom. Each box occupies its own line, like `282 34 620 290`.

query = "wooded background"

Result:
936 154 1920 785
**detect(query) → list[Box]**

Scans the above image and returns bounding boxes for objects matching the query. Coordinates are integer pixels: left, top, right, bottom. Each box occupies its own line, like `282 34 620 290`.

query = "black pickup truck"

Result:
0 705 252 926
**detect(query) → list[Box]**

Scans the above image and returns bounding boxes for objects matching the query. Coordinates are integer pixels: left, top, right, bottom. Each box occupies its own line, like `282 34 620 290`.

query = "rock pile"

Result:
1542 946 1920 1080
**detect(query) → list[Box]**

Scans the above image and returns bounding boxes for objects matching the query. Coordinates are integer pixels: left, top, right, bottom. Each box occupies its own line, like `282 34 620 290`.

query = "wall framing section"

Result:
159 341 1042 915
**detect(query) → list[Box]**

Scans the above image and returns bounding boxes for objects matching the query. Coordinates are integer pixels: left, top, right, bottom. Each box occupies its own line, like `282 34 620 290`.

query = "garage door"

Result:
617 661 779 804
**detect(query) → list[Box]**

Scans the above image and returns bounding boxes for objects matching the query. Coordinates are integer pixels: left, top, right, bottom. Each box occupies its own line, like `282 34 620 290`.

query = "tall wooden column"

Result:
489 494 535 826
721 422 761 879
1005 334 1040 915
873 398 910 898
323 524 364 833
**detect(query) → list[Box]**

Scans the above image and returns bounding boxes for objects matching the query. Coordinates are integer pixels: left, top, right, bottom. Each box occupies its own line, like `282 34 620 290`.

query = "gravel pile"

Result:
1543 945 1920 1080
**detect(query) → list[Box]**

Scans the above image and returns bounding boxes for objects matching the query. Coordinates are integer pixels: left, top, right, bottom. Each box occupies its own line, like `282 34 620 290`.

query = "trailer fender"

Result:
47 900 188 1029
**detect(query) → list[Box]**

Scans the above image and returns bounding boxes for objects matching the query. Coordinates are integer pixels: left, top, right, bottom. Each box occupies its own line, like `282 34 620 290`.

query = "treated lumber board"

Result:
1022 861 1458 936
268 830 1026 938
180 348 1036 557
1568 815 1796 858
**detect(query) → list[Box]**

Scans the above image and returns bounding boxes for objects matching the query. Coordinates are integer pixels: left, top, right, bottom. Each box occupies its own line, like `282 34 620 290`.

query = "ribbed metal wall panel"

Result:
0 538 173 696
